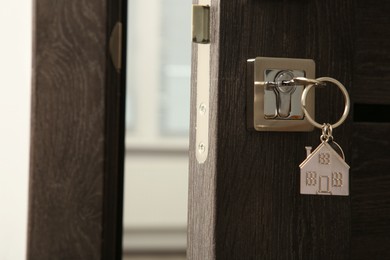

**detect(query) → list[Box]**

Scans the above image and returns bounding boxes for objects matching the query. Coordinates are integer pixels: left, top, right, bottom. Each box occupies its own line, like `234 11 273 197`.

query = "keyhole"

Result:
274 70 296 118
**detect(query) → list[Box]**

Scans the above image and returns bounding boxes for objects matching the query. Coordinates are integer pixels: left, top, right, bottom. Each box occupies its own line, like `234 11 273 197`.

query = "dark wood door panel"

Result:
351 123 390 259
190 0 390 259
350 1 390 258
28 0 125 259
28 1 106 258
215 0 353 257
353 0 390 104
189 0 353 259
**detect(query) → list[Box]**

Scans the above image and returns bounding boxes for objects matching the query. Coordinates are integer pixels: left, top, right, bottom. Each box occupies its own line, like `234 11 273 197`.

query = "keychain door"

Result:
188 1 390 259
188 1 352 259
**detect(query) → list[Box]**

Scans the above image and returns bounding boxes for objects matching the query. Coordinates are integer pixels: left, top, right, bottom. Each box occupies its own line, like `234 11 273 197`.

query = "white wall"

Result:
0 1 32 259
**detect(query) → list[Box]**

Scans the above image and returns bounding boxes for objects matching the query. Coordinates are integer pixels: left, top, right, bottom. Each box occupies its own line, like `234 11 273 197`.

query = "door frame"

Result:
27 0 127 259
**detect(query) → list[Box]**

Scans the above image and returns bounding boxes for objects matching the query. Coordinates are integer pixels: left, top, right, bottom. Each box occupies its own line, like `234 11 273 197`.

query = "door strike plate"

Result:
247 57 315 132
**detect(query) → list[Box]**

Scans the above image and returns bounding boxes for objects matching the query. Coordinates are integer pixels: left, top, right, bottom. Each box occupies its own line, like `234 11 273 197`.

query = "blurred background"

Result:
123 0 191 259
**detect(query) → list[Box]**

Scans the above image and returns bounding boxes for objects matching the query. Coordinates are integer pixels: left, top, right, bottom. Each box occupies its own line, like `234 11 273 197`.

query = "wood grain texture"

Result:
351 123 390 259
350 2 390 258
187 0 220 259
28 0 125 259
188 0 353 259
353 0 390 104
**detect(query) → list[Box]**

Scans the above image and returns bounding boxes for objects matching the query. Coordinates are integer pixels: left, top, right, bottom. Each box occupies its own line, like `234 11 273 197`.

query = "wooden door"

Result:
351 1 390 258
188 0 390 259
27 0 126 259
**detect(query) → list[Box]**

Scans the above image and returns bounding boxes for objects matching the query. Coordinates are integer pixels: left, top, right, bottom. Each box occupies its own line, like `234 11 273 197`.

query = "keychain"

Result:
299 77 350 196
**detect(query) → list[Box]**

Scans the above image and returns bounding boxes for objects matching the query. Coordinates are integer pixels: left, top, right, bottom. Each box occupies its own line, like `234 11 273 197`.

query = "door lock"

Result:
247 57 316 132
273 70 297 118
264 69 305 119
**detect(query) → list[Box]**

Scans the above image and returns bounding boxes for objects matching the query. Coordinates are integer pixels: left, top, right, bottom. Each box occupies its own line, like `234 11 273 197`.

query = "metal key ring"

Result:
301 77 350 129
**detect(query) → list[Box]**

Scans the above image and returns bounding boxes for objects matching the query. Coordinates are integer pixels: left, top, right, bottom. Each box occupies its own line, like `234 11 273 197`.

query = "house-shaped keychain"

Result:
299 142 349 196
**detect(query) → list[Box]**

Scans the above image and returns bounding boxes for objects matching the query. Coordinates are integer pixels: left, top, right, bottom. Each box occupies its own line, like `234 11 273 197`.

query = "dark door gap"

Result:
354 104 390 122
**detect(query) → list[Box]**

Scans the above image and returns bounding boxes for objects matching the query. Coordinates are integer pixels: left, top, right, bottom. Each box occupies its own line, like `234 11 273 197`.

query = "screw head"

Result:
198 142 206 154
199 103 207 115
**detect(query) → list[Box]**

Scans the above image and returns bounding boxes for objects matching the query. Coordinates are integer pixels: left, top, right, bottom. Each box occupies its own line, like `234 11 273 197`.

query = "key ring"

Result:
320 123 333 142
301 77 350 129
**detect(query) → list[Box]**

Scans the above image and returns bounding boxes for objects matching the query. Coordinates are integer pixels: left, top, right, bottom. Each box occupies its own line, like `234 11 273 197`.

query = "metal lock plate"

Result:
247 57 316 131
192 1 211 164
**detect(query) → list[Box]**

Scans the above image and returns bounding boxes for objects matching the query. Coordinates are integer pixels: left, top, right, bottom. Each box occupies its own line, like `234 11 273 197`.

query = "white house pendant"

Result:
299 142 350 196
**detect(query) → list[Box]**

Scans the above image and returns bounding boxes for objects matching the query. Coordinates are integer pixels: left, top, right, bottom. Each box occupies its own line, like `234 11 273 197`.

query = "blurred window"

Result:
123 0 191 258
126 0 191 145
